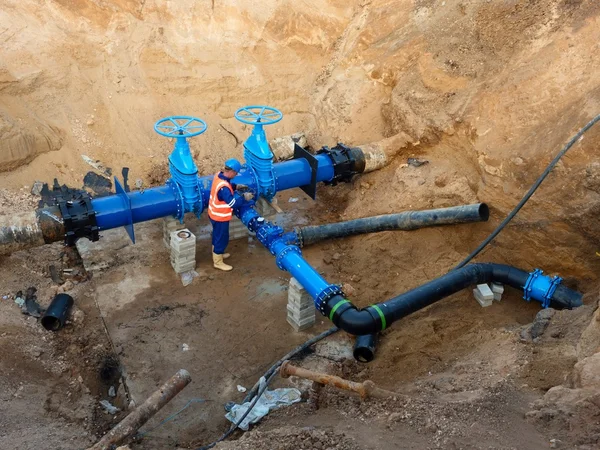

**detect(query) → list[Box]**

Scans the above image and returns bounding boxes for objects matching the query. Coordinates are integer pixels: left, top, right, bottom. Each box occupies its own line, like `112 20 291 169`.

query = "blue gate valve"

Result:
235 106 283 201
154 116 207 221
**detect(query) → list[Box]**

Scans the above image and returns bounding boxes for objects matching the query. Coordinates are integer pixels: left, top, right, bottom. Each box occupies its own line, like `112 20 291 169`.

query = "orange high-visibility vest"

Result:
208 173 234 222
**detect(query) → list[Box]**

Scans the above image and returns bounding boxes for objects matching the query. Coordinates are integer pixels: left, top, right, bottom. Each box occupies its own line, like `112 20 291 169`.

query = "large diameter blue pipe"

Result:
93 184 179 230
271 154 334 191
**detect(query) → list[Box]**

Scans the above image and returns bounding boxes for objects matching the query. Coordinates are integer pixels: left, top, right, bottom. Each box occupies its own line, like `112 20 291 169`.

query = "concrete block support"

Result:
491 282 504 302
229 217 250 241
163 216 185 248
287 277 315 331
473 283 494 307
170 229 196 273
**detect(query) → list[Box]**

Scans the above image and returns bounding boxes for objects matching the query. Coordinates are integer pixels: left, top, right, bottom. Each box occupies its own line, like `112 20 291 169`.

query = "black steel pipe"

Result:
295 204 489 246
324 263 583 336
41 293 74 331
354 333 378 362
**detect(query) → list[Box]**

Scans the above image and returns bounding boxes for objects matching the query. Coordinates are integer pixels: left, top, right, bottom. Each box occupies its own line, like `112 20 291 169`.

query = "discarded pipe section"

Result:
295 203 489 246
280 361 399 400
323 263 583 335
41 293 74 331
88 369 191 450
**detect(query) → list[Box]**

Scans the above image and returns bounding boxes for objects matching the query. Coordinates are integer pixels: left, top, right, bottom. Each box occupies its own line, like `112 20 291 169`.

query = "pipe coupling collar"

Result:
523 268 563 308
316 285 345 315
275 245 302 270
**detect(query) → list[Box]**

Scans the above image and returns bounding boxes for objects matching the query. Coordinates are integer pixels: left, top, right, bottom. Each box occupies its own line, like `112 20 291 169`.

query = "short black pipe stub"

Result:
354 333 378 363
41 293 74 331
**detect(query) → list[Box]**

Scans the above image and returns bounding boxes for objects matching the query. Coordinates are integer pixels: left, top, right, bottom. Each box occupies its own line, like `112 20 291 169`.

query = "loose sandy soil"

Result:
1 1 600 449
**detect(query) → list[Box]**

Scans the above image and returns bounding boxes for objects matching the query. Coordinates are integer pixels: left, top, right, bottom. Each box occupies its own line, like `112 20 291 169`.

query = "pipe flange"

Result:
543 276 563 309
292 227 304 247
194 178 205 217
523 268 542 302
316 285 345 316
166 179 185 223
275 245 301 270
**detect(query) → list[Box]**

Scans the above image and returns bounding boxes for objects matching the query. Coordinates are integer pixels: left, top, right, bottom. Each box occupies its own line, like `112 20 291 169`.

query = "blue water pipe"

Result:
237 205 343 310
85 108 352 243
31 107 582 336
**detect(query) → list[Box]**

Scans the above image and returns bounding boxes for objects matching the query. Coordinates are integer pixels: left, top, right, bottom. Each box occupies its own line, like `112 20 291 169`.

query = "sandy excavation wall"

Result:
1 0 600 275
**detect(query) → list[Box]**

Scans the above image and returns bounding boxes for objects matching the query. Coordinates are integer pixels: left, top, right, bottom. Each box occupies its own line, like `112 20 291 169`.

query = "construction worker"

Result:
208 158 254 271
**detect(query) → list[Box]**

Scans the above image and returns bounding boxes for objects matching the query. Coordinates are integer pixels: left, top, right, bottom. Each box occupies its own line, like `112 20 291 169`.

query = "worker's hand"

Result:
236 184 248 191
243 192 254 201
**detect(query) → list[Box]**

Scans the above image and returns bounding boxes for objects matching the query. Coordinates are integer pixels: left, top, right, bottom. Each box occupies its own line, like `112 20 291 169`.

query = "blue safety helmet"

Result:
224 158 242 173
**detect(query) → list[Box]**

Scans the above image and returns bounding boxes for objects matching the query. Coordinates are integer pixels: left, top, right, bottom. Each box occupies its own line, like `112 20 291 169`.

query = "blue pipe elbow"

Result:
523 269 563 308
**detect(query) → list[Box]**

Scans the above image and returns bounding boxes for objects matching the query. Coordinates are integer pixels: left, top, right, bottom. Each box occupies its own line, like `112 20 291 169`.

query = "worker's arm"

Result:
217 186 245 209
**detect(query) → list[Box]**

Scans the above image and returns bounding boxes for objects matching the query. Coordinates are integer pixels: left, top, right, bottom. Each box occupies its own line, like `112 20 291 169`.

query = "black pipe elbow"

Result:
324 295 384 335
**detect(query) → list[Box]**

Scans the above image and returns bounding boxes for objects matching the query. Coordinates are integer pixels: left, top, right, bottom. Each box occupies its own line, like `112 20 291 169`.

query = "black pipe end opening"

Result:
41 315 62 331
353 333 378 363
353 347 375 363
41 293 74 332
479 203 490 221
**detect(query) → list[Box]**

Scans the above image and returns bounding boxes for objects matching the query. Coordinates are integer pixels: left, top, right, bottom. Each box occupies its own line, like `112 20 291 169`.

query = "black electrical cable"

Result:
241 326 339 404
195 326 339 449
454 113 600 270
196 370 279 450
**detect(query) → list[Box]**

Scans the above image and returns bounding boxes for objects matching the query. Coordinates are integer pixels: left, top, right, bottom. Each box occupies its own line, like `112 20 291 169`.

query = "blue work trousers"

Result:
210 219 230 254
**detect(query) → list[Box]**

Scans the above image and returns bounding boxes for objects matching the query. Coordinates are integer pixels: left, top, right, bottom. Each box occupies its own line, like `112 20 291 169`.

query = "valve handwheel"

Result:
234 105 283 125
154 116 207 138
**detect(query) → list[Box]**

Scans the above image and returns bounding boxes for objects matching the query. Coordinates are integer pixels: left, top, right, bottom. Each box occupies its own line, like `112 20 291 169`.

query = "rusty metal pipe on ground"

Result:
0 207 65 256
88 369 191 450
279 361 400 400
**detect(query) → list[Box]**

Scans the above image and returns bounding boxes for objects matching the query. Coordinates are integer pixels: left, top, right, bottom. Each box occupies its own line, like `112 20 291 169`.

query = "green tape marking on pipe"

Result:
371 305 387 330
329 299 350 321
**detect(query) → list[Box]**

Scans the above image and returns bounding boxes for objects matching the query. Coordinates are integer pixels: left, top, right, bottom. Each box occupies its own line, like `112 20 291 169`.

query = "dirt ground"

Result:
2 1 600 449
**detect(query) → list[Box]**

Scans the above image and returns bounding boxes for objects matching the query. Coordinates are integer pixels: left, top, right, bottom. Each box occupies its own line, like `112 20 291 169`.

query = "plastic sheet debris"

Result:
31 181 44 196
237 385 247 393
109 386 116 398
181 270 199 287
18 287 44 318
407 157 429 167
14 291 25 308
225 377 301 430
81 155 112 177
288 197 299 203
100 399 121 415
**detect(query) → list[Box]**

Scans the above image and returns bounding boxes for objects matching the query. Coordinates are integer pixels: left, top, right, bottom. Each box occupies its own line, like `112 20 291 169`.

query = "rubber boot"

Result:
213 252 233 271
212 245 230 259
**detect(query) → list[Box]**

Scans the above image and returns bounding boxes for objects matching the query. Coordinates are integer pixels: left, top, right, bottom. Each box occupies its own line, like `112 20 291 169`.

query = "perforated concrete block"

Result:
170 229 196 251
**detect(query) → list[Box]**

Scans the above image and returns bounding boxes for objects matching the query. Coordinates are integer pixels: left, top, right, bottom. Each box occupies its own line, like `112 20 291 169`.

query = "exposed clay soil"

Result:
2 1 600 450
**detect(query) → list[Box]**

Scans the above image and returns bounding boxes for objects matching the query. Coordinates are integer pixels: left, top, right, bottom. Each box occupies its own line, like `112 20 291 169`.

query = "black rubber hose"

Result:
354 333 378 362
296 203 489 246
325 263 583 335
196 370 279 450
41 293 74 331
241 326 339 404
454 114 600 269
